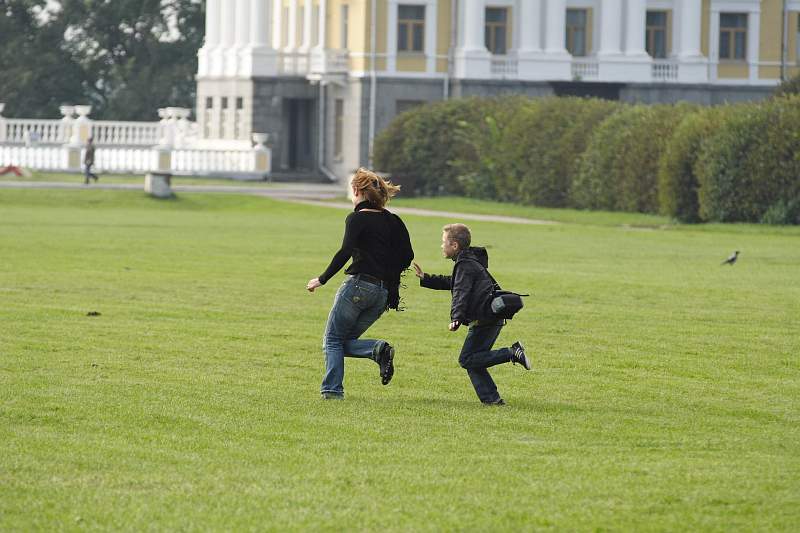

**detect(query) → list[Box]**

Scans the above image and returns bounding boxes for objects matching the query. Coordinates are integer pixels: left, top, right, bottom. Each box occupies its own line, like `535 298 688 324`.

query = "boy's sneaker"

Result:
510 341 531 370
321 392 344 400
378 342 395 385
482 398 506 406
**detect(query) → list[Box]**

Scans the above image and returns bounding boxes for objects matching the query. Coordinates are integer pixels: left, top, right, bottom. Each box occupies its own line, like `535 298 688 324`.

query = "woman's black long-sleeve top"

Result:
318 201 413 307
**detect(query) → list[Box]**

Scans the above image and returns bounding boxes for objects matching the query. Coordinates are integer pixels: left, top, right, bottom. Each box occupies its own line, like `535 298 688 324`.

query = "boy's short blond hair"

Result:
443 223 471 251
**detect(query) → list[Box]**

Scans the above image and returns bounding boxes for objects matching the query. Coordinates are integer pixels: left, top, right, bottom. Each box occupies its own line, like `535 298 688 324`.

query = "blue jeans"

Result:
458 322 511 403
321 275 388 396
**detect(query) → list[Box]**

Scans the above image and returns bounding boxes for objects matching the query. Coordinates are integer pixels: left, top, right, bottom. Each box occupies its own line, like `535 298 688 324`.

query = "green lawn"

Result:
1 189 798 531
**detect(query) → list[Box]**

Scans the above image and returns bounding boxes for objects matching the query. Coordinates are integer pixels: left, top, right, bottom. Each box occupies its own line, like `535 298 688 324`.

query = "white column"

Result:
222 0 238 76
286 0 298 50
709 9 720 81
625 0 648 57
748 9 760 82
678 0 702 58
518 0 542 52
251 0 271 47
676 0 707 82
245 0 279 77
544 0 567 53
317 0 327 49
387 1 398 72
199 0 222 76
425 1 437 73
463 0 486 51
598 0 623 56
272 0 283 49
300 0 313 50
235 0 251 76
454 0 490 78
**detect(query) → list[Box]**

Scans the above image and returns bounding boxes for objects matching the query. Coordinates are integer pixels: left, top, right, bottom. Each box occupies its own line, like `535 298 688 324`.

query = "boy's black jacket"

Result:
420 246 496 324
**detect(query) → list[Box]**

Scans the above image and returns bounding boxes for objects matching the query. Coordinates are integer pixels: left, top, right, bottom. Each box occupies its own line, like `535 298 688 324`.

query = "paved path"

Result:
0 180 557 225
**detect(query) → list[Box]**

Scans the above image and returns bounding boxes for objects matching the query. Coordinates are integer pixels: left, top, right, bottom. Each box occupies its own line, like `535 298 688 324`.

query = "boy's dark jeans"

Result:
458 321 511 403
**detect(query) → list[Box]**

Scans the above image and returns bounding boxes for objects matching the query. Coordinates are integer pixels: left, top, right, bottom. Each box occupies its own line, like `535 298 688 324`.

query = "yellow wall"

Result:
718 63 748 78
791 12 800 64
436 0 453 72
397 56 426 71
701 0 710 57
586 8 593 55
760 0 782 63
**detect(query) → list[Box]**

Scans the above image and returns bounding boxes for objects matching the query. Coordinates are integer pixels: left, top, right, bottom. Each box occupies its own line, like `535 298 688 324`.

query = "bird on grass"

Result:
721 251 740 265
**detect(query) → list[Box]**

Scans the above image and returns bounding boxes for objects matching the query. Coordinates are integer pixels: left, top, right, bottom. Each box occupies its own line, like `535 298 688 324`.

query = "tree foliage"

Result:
0 0 204 120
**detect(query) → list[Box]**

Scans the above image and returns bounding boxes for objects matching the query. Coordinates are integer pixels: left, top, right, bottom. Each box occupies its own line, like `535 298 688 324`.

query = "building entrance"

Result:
285 98 315 171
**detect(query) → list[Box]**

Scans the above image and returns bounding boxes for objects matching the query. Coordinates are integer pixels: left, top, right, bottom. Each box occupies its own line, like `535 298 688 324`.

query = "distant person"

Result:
307 168 414 400
84 137 99 184
413 223 530 405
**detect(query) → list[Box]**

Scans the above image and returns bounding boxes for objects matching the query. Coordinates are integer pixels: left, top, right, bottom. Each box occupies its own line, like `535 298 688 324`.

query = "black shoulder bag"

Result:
485 269 529 320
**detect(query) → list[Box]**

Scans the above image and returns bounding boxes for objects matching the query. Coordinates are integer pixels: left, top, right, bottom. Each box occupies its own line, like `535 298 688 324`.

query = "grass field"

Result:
1 188 799 531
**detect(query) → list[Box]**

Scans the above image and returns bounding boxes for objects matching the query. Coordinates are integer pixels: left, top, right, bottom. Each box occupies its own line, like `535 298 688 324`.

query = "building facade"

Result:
196 0 800 180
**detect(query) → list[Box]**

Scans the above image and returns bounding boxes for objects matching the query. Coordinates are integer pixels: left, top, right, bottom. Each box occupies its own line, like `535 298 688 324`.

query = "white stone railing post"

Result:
59 105 75 144
72 105 92 144
251 133 271 174
154 107 175 173
0 103 6 143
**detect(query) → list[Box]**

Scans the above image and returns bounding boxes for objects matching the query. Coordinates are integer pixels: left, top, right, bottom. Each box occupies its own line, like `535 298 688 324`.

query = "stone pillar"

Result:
747 9 761 82
252 133 272 175
598 0 623 56
199 0 221 76
317 0 327 49
386 1 398 72
709 9 720 81
544 0 567 53
272 0 283 49
59 105 74 144
454 0 490 78
300 0 313 50
677 0 707 82
518 0 542 53
244 0 279 76
73 105 92 145
530 0 569 80
424 1 437 73
287 0 298 51
625 0 648 57
234 0 251 75
222 0 238 76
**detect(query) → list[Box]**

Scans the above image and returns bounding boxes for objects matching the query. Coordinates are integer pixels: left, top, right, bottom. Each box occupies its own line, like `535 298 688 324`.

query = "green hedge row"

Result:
373 95 800 224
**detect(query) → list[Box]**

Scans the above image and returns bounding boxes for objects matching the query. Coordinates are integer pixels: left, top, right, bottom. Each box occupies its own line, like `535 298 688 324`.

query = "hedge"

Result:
696 96 800 224
657 107 724 222
571 103 696 213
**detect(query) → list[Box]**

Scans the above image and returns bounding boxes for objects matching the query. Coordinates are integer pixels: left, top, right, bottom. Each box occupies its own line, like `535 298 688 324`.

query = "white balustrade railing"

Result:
309 49 350 74
0 145 66 169
1 104 268 176
491 56 518 78
572 59 599 80
91 121 162 146
4 119 68 144
281 51 311 75
172 149 254 173
652 60 679 82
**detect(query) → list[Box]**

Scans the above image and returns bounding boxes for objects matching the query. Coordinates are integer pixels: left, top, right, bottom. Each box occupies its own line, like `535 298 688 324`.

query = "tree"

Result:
0 0 87 118
59 0 204 120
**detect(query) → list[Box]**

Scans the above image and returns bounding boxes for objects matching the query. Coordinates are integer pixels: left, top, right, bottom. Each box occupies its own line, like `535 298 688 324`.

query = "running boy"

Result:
413 223 531 405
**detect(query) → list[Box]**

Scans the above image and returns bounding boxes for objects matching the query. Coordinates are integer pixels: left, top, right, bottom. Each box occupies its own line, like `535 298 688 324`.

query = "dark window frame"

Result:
565 8 588 57
485 7 509 55
646 10 668 59
398 5 425 53
719 12 748 61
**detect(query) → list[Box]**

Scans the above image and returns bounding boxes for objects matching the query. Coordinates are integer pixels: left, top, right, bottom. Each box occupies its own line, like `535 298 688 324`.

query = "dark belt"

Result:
353 273 385 288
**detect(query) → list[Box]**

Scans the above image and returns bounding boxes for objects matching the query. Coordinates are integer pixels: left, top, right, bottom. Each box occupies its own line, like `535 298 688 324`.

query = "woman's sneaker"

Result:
510 341 531 370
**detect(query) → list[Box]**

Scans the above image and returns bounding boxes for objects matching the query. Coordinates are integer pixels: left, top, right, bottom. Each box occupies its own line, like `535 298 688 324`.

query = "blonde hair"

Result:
442 223 471 251
351 167 401 208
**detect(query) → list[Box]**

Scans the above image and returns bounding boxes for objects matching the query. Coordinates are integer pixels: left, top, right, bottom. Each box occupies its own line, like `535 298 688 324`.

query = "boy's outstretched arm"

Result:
414 262 452 290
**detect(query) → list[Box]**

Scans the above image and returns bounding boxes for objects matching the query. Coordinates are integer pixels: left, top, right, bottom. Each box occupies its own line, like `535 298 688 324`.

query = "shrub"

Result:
697 96 800 223
773 72 800 98
504 97 622 207
373 97 509 196
658 107 723 222
572 103 696 213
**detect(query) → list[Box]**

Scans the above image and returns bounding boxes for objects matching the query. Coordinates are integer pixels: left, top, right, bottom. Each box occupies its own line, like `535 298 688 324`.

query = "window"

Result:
205 97 213 109
646 11 668 58
565 9 587 57
396 100 425 115
334 99 344 158
398 5 425 52
221 97 228 109
341 5 349 49
485 7 508 55
236 97 244 110
719 13 747 60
